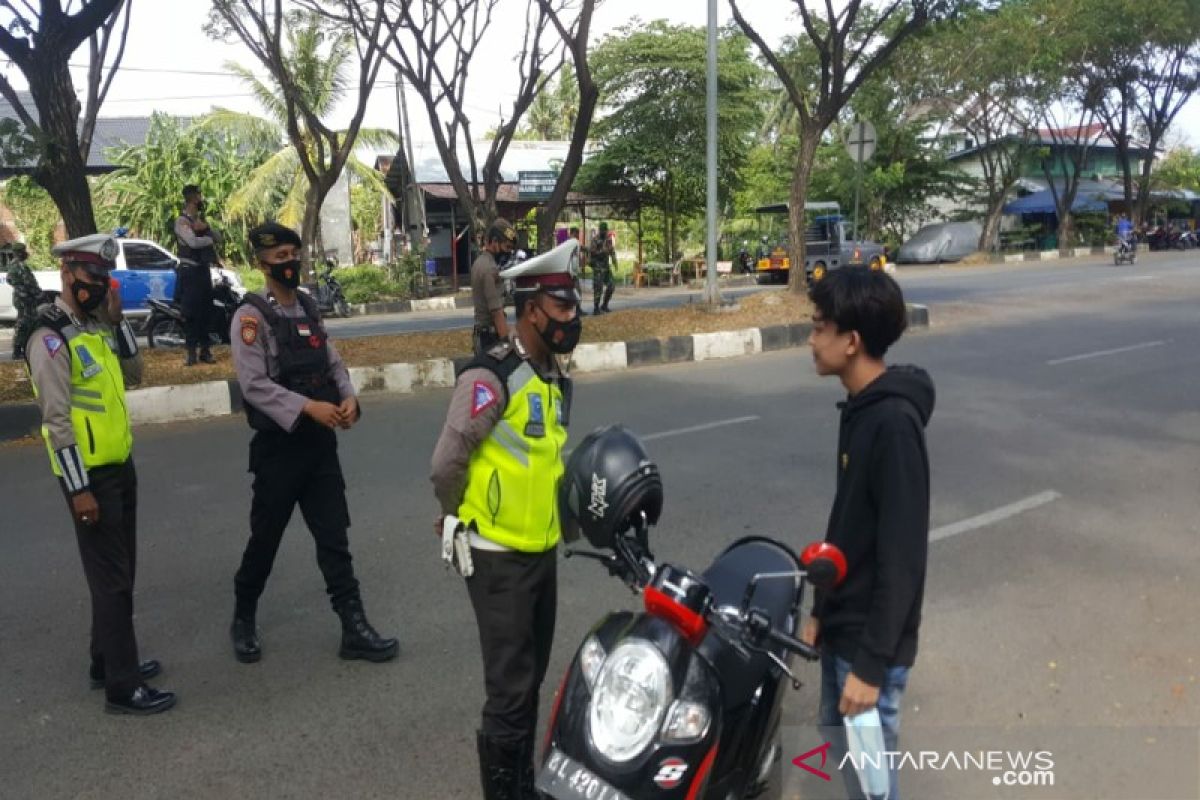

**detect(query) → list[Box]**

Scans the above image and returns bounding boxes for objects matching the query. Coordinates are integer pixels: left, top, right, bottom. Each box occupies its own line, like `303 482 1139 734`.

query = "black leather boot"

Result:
477 731 521 800
184 348 197 366
199 348 215 364
517 735 539 799
231 610 261 664
335 598 398 662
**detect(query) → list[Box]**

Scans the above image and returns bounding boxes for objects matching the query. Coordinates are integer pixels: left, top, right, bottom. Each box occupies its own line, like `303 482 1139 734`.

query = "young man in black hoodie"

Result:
803 267 935 800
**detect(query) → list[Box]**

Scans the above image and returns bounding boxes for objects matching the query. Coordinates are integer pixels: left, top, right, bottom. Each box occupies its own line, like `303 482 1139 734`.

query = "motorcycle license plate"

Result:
536 747 632 800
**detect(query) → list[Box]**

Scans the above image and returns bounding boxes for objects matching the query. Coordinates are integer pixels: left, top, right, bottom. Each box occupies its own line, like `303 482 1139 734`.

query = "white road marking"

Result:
1046 340 1166 366
643 415 760 441
931 491 1062 543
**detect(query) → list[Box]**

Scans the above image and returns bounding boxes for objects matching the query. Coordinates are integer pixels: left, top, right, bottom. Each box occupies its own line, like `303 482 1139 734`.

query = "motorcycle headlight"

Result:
579 635 606 691
661 699 711 744
588 640 672 763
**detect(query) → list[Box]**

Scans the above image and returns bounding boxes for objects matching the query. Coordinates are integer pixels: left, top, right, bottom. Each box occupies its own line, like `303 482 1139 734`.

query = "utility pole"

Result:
397 72 426 247
703 0 722 306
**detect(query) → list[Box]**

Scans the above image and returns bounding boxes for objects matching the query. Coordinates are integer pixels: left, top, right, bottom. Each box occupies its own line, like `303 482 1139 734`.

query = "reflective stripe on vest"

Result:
34 324 133 474
458 361 568 553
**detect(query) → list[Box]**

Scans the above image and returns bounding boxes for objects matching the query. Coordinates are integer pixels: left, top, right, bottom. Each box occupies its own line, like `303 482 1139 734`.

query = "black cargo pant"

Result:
62 458 142 698
182 303 211 352
234 427 360 612
466 548 557 744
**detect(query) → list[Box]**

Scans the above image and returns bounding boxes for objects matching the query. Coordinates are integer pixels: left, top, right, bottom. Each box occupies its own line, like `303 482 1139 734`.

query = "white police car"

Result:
0 237 242 323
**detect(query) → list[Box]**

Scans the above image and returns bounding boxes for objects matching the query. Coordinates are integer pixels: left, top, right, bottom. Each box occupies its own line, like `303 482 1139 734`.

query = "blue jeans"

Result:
818 653 910 800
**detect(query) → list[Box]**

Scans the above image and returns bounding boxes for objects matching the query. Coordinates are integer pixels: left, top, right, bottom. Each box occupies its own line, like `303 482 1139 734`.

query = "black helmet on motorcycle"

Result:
559 425 663 548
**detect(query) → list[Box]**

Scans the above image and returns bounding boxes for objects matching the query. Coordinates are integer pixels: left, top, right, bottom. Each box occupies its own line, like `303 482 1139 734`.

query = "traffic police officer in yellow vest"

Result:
430 238 582 800
25 234 175 716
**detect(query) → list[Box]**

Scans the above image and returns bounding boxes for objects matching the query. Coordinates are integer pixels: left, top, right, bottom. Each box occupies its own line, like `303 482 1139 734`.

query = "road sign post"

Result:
847 120 877 245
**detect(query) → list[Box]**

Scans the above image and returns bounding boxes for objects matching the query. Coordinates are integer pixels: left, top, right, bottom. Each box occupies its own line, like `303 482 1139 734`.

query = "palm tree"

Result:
200 17 394 258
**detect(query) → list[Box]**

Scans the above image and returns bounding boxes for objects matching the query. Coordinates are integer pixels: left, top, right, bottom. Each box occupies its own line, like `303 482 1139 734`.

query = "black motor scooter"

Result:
539 430 846 800
304 256 351 318
146 274 242 348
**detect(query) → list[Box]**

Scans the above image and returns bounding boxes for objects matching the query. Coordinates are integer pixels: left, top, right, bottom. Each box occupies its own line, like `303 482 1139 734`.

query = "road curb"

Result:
0 304 929 442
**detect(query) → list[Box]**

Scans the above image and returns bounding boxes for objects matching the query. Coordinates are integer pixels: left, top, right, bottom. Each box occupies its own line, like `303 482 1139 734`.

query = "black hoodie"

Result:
813 365 936 687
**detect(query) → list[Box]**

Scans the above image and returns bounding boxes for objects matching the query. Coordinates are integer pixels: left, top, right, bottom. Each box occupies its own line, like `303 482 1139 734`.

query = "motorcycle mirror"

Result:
799 542 847 590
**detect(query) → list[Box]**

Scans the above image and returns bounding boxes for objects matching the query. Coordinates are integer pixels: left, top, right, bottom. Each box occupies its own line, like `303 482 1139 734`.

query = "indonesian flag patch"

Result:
471 381 498 418
240 316 259 345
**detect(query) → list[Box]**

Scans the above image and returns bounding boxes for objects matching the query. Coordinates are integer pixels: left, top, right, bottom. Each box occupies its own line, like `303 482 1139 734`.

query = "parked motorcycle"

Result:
538 426 847 800
146 274 243 348
304 257 351 318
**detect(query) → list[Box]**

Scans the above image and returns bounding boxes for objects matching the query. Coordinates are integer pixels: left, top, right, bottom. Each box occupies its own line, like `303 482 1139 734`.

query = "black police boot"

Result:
477 731 521 800
199 348 215 364
231 609 262 664
184 347 197 366
335 598 398 662
105 684 177 716
89 658 162 690
593 302 601 315
517 735 538 799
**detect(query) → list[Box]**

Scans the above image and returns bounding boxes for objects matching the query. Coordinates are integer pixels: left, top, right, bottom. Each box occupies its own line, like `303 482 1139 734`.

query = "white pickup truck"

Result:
0 237 242 323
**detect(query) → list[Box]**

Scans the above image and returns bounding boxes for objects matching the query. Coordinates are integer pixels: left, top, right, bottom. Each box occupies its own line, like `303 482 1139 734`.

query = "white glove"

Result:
441 514 474 577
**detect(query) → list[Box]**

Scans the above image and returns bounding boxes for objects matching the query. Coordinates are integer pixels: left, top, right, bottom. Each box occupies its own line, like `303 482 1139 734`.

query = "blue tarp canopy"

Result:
1003 179 1123 215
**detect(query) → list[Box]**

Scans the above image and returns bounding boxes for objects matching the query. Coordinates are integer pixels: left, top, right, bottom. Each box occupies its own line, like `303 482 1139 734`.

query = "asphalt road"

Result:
1 254 1199 798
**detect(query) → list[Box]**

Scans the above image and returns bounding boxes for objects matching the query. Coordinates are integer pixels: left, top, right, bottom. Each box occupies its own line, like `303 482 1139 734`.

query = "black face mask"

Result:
536 303 582 354
268 259 302 289
197 200 208 214
71 275 108 313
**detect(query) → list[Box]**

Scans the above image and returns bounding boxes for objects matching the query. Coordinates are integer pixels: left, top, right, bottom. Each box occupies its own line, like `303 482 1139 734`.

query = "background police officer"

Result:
25 234 174 715
470 217 517 355
430 239 582 799
588 221 615 314
174 184 221 365
4 241 41 360
229 222 397 665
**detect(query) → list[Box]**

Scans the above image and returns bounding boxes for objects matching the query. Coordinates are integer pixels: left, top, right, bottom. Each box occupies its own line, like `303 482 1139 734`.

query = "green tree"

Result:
1153 146 1200 191
1 176 61 269
0 0 131 236
93 113 274 264
200 13 394 261
517 65 580 141
208 4 389 271
578 22 764 261
731 0 953 291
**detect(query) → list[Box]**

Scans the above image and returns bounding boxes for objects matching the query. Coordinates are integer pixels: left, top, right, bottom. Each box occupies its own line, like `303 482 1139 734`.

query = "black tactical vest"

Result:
241 291 341 433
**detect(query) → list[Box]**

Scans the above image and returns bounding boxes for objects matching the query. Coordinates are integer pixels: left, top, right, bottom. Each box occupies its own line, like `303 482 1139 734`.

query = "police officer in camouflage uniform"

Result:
228 222 398 666
588 221 615 314
25 234 175 715
5 241 43 360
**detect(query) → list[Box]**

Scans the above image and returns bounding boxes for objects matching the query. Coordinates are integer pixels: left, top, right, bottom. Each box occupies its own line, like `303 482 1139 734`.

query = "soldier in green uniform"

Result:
588 221 616 314
5 241 43 360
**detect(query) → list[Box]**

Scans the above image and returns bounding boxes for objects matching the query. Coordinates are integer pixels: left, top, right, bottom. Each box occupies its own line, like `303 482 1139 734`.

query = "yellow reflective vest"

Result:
458 356 568 552
32 322 133 473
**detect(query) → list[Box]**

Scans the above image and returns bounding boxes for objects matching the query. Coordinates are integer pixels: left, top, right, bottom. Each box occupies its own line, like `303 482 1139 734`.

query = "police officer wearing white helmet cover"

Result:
430 238 583 799
25 233 174 715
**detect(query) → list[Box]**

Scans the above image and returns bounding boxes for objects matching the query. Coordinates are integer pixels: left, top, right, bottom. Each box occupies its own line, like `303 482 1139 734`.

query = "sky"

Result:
2 0 1197 157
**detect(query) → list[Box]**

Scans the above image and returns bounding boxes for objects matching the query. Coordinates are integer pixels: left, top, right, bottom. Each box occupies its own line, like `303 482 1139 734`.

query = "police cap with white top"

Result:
52 233 120 277
499 238 580 303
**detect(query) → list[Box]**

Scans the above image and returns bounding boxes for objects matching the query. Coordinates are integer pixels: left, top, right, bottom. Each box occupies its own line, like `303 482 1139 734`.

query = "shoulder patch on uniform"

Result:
240 316 258 345
43 334 64 358
471 380 499 418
